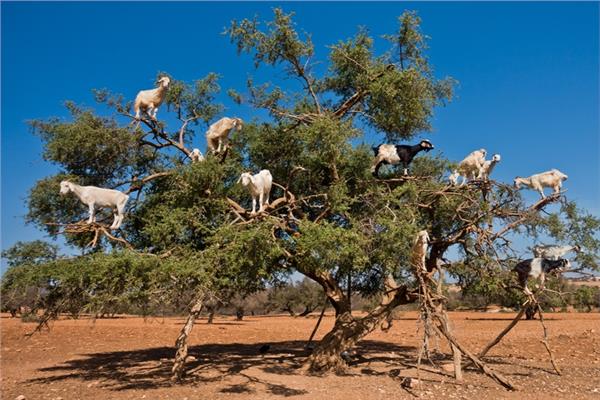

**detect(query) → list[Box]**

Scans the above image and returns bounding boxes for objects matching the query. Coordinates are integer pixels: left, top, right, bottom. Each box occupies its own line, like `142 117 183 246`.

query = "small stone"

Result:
401 377 421 389
186 355 197 362
15 396 26 400
440 362 455 372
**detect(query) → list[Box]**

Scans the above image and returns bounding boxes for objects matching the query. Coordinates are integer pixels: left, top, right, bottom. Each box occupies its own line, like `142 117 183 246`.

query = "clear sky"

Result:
1 2 598 273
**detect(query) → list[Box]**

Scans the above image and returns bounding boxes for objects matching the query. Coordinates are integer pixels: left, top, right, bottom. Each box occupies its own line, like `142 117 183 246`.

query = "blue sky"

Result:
1 2 598 272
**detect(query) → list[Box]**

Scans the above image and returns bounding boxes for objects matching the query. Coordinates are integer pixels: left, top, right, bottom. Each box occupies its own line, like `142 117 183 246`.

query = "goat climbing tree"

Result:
5 7 599 390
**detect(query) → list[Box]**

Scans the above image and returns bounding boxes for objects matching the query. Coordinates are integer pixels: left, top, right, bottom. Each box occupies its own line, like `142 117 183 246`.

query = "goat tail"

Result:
372 145 381 156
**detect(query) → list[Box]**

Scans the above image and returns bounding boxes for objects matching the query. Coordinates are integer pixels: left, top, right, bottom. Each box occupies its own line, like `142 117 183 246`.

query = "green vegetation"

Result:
2 9 598 373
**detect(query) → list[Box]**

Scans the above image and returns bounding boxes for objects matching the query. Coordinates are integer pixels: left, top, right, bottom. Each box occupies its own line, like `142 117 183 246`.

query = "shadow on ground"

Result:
26 340 417 396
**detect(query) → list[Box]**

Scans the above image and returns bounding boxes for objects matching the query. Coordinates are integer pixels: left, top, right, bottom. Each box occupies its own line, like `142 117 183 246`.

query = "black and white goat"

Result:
371 140 434 177
513 258 569 296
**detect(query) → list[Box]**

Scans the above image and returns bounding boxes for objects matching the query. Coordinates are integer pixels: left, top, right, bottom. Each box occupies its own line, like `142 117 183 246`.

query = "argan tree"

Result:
4 8 598 387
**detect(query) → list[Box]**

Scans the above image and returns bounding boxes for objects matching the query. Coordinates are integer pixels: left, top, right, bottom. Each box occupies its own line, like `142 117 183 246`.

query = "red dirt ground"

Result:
2 311 599 400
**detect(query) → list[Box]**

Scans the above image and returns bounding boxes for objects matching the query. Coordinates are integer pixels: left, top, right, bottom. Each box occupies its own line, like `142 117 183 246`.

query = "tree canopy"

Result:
3 8 599 377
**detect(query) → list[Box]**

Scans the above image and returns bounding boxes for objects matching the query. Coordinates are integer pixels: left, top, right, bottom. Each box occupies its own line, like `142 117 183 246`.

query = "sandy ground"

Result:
1 311 599 400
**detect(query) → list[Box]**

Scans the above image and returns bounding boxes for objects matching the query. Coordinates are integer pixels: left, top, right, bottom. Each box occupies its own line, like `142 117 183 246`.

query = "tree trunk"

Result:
304 270 351 317
236 307 244 321
306 311 356 371
284 305 296 317
307 283 415 372
347 269 352 314
306 303 327 349
172 294 205 380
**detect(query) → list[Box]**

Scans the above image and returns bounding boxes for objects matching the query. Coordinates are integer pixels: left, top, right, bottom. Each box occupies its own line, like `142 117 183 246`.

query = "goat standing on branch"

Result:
477 153 501 181
134 76 170 121
514 169 568 199
449 148 487 186
238 170 272 215
59 181 129 230
189 148 204 163
411 230 430 274
532 244 580 260
513 258 569 296
206 117 243 154
371 140 434 177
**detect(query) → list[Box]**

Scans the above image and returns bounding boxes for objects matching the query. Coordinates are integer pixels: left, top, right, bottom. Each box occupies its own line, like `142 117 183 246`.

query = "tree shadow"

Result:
480 356 555 375
25 340 418 395
464 317 559 321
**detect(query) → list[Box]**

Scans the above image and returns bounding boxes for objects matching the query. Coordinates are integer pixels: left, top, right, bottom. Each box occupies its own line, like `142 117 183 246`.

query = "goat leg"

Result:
88 204 95 224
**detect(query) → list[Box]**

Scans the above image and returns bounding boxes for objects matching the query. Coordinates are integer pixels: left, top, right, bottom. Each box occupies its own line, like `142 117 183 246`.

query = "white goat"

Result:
134 76 170 120
532 244 580 260
514 169 568 199
189 148 204 163
449 148 487 186
238 170 272 215
477 154 501 181
411 230 430 273
206 117 243 153
59 181 129 230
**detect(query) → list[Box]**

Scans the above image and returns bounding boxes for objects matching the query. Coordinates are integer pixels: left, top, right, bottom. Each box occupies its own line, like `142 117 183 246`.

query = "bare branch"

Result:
290 57 322 114
124 171 173 194
491 193 562 240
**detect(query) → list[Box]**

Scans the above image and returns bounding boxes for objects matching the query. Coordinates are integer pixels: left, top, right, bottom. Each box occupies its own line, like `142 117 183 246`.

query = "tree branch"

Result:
124 171 173 194
290 57 322 114
491 193 561 240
